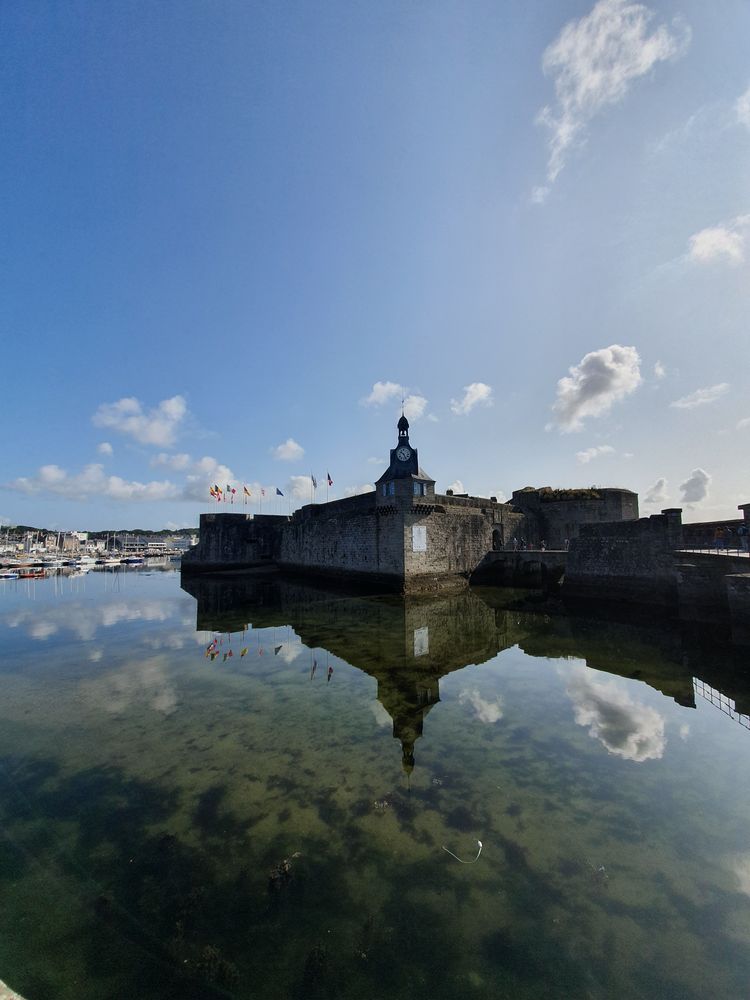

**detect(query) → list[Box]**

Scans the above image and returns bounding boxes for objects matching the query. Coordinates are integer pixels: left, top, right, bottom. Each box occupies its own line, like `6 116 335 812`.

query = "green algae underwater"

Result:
2 567 750 999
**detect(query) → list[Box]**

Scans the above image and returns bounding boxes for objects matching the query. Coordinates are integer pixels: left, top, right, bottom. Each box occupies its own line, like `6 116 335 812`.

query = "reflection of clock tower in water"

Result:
375 412 436 503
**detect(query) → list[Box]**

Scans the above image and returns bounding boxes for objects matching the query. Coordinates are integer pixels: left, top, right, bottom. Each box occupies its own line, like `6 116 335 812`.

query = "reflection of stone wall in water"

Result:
181 573 750 769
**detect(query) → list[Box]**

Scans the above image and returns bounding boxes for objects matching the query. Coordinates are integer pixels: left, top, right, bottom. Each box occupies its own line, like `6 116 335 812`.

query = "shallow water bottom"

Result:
1 568 750 999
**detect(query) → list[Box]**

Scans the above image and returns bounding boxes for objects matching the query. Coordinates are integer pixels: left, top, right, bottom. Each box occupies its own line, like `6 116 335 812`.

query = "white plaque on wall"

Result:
414 626 429 657
412 525 427 552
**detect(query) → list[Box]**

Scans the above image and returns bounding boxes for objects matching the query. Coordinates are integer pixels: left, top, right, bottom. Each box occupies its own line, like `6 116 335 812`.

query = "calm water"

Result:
2 567 750 1000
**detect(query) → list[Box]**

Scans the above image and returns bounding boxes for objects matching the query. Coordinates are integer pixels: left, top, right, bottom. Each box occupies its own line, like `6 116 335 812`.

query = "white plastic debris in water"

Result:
442 839 483 864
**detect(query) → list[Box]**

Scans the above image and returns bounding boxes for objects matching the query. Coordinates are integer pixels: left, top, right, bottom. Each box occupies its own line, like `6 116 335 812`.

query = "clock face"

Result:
396 446 411 462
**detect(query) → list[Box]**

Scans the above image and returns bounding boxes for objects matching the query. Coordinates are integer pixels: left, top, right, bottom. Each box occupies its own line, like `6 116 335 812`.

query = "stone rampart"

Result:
675 554 750 623
727 574 750 646
182 513 287 572
279 501 404 585
682 519 745 550
511 487 638 549
563 509 682 606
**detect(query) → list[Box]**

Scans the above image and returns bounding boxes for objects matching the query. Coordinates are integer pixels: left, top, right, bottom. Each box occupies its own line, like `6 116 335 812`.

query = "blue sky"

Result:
2 0 748 530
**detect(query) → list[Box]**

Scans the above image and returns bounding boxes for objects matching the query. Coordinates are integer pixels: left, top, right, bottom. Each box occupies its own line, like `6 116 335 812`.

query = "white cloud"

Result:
549 344 642 432
403 394 428 421
151 452 192 471
450 382 493 416
361 381 403 406
0 516 10 527
654 361 666 379
92 395 188 447
97 441 113 456
670 383 729 409
343 483 375 497
5 463 178 502
272 438 305 462
447 480 465 494
644 477 668 506
182 456 237 502
536 0 689 190
737 417 750 430
576 444 615 464
459 688 504 724
566 665 666 762
736 84 750 128
491 490 508 503
679 468 711 506
362 382 430 421
6 452 240 505
288 475 316 501
367 457 385 465
688 217 749 266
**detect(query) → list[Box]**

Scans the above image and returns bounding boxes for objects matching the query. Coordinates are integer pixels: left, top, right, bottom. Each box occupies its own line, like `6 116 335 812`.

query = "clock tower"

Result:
375 414 436 502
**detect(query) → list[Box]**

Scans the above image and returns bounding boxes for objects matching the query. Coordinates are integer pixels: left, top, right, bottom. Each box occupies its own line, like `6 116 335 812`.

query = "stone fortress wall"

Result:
564 508 683 605
187 490 529 590
184 476 641 590
510 486 639 549
279 498 403 582
183 414 746 621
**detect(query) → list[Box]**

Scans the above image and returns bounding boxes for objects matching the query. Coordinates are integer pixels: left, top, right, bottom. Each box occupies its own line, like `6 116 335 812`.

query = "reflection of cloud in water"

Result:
370 701 393 728
459 688 504 724
565 666 666 762
80 656 178 717
274 642 304 665
730 854 750 896
2 598 177 643
29 620 59 640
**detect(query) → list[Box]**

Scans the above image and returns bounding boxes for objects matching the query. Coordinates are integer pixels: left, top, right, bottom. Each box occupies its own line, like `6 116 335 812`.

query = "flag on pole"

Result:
243 486 251 497
261 487 266 497
311 473 317 489
327 472 333 486
276 487 284 497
